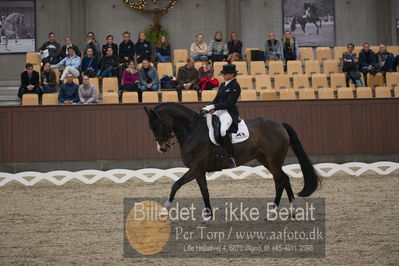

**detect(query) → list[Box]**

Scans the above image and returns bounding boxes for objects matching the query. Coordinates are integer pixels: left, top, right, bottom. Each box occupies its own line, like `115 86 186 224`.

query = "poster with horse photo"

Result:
0 0 35 53
283 0 335 47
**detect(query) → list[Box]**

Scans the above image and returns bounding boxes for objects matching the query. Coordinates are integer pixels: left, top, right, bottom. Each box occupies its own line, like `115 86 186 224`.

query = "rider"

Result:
201 64 241 168
303 2 311 18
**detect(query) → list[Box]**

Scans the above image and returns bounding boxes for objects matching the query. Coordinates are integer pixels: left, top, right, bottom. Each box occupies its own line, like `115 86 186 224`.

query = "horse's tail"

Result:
290 17 297 32
282 123 321 197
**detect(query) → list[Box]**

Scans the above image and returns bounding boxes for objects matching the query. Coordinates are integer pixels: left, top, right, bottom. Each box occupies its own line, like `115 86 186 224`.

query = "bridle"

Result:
150 111 203 149
150 118 176 147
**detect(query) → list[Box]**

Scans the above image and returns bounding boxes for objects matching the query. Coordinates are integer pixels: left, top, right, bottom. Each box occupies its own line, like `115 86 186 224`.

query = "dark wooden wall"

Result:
0 99 398 163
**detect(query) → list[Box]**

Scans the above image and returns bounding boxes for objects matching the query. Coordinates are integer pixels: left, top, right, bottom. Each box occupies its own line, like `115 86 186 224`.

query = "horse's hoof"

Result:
159 207 169 218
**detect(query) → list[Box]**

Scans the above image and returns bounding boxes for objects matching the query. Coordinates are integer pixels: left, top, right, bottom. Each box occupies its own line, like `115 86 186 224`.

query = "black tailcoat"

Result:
211 78 241 133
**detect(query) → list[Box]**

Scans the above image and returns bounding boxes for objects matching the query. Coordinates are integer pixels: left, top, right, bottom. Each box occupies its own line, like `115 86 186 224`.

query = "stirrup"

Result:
228 157 237 168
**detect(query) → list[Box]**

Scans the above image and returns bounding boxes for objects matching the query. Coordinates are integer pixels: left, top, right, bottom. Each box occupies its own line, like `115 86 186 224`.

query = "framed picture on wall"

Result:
0 0 35 54
283 0 335 47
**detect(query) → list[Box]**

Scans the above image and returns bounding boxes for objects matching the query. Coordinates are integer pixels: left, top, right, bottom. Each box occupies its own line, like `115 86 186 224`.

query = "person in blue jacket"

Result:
81 47 99 77
51 47 81 82
59 73 79 104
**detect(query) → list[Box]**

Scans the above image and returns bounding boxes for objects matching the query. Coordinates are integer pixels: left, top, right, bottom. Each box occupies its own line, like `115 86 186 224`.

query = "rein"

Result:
151 111 203 147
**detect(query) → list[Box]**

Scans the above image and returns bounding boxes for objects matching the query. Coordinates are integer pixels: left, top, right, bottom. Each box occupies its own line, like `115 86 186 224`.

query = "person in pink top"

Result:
120 60 141 101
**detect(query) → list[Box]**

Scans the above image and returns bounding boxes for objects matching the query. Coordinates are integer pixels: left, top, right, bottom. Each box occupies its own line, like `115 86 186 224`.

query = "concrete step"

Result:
0 101 20 106
0 87 19 95
0 95 19 101
0 80 19 86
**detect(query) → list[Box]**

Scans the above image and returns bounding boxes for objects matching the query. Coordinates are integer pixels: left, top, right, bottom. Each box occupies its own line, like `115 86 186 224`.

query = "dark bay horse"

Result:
0 13 24 51
290 5 322 35
144 103 320 222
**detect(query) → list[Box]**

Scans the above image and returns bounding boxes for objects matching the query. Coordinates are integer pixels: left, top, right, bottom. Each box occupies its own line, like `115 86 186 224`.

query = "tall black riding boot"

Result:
222 135 237 168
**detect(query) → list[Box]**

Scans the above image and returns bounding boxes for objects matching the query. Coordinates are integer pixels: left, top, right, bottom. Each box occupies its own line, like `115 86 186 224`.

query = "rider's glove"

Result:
201 104 215 113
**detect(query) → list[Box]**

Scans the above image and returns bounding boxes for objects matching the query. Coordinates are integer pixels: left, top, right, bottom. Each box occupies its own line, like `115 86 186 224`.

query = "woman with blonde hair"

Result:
279 31 299 62
156 35 171 62
190 33 208 61
227 32 243 63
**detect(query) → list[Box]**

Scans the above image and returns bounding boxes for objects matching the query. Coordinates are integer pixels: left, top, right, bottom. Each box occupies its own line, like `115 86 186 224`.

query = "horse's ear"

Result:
144 106 151 117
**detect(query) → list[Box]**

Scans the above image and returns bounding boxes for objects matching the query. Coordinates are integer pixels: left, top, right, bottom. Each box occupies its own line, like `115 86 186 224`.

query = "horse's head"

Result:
18 14 24 25
144 106 175 153
7 13 24 25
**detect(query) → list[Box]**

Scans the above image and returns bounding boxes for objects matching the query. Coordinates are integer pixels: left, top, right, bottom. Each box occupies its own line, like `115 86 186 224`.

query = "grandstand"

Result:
2 47 398 106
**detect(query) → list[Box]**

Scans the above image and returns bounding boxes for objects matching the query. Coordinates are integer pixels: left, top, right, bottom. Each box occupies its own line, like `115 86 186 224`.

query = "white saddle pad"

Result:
206 114 250 146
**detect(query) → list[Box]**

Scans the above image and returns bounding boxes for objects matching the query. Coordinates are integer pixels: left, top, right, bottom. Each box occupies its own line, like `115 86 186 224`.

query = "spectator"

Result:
198 57 219 91
83 32 101 58
156 35 171 63
60 37 81 59
359 42 376 86
265 33 281 60
280 31 299 61
119 31 135 64
18 63 42 99
342 43 363 87
0 15 5 28
38 32 61 64
102 35 118 57
41 62 57 94
81 47 100 77
120 60 141 101
136 32 152 64
176 58 199 101
78 75 97 104
394 54 399 72
190 33 208 61
207 31 228 62
51 46 81 81
139 59 159 92
375 44 395 72
227 32 242 63
100 47 119 77
59 73 79 104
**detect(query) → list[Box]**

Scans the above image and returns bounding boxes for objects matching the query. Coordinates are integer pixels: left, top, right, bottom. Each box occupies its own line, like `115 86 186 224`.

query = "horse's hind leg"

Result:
301 24 307 34
282 171 295 203
257 155 285 208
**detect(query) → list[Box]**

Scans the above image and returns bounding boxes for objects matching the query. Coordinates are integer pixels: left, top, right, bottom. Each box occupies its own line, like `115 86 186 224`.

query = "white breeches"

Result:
61 66 80 81
214 110 232 137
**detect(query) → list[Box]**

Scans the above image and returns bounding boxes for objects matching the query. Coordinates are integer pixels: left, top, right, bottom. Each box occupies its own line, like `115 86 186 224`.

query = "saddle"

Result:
206 114 250 146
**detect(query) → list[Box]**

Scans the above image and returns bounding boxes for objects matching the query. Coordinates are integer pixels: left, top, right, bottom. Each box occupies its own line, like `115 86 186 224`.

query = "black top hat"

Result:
221 64 238 74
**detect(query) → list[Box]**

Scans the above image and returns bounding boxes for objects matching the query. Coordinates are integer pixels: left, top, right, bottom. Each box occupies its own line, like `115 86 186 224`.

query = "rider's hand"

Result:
201 104 215 114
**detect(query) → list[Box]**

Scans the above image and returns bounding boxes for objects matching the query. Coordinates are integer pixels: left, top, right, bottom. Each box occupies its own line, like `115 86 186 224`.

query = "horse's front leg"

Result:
314 21 320 34
164 169 198 209
5 36 9 50
195 174 213 225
